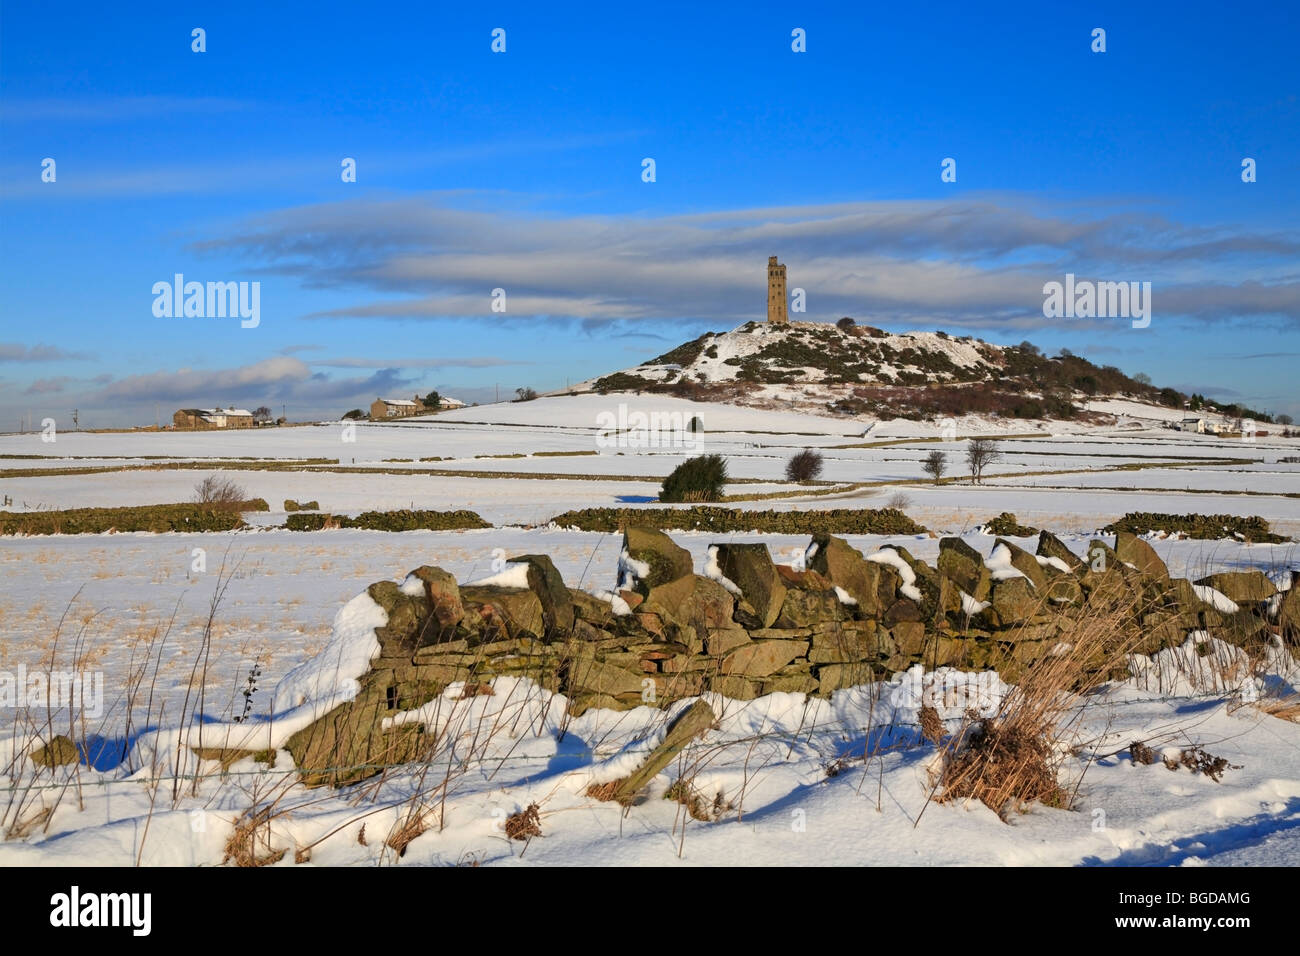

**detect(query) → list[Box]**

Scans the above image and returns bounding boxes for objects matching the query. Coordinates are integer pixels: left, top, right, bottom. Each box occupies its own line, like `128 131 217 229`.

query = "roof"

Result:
378 398 418 407
203 408 253 416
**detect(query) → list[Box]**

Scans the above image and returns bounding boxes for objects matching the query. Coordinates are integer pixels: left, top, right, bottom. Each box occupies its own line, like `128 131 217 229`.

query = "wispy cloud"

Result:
188 196 1300 332
311 356 527 369
0 343 89 362
0 95 250 123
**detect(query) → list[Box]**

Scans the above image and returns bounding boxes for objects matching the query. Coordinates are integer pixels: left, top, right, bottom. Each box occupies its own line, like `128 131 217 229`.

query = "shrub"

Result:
836 317 856 331
785 449 824 482
194 475 250 511
514 387 538 402
283 499 320 512
984 512 1037 537
342 409 366 420
885 491 913 511
660 455 728 503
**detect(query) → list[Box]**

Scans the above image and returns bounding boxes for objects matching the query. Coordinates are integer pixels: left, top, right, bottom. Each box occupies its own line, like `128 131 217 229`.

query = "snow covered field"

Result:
1 394 1298 866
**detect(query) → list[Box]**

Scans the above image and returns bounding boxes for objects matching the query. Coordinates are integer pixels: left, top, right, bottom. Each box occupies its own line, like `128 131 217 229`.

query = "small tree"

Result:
966 438 1001 485
785 449 824 482
1278 414 1294 426
422 391 442 410
923 450 947 484
342 408 366 420
1133 372 1152 386
660 455 728 503
836 317 856 331
515 387 537 402
252 405 272 423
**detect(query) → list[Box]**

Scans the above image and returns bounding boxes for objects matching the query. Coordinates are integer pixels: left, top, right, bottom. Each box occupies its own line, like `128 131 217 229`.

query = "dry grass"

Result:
930 593 1153 819
665 778 732 822
223 806 288 867
503 803 542 841
585 779 625 802
1256 696 1300 723
384 810 429 857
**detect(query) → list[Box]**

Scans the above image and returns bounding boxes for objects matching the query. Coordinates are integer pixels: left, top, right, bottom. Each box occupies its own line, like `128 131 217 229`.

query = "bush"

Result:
785 449 824 482
984 512 1037 537
547 506 926 535
342 409 366 420
660 455 728 503
283 499 320 512
194 475 251 511
886 492 913 511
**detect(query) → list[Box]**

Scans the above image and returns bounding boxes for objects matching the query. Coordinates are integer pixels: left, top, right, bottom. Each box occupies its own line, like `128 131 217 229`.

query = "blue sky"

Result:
2 0 1297 427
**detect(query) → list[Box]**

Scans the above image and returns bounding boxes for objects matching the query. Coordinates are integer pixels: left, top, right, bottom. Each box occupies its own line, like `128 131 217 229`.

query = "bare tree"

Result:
514 387 537 402
252 406 272 423
922 450 947 484
194 475 249 511
966 438 1001 485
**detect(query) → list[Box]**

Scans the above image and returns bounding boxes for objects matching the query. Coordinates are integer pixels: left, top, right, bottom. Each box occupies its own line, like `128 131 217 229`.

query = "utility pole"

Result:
495 384 499 403
72 408 79 430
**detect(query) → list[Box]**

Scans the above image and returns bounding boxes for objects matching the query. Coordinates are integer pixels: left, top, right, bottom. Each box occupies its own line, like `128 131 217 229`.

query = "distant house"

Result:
173 407 254 429
370 397 421 419
1179 417 1232 435
438 396 467 409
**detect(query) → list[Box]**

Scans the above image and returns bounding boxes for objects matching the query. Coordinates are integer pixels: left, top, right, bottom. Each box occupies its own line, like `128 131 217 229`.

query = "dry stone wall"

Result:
286 527 1298 786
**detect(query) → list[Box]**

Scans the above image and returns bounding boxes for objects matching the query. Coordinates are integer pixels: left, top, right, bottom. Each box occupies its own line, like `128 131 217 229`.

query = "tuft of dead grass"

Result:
930 591 1155 820
504 803 542 841
385 811 429 858
918 704 944 745
222 806 288 867
585 780 624 802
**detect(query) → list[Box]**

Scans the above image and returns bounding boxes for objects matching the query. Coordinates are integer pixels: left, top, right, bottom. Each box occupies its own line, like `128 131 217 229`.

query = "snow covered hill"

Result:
572 320 1191 427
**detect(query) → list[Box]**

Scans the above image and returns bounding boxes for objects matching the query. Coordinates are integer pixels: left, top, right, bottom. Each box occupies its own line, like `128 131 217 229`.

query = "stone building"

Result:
767 256 788 325
172 407 254 429
370 397 421 419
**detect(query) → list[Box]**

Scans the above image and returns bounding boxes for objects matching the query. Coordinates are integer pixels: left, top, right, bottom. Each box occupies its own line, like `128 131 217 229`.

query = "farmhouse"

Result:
370 397 421 419
1178 417 1230 435
172 407 254 429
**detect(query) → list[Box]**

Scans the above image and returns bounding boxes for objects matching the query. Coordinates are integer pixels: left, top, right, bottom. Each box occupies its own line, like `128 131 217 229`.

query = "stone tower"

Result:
766 256 788 325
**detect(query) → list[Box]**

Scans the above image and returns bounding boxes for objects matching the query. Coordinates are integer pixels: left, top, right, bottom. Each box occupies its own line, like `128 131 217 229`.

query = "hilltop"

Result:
579 319 1241 426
